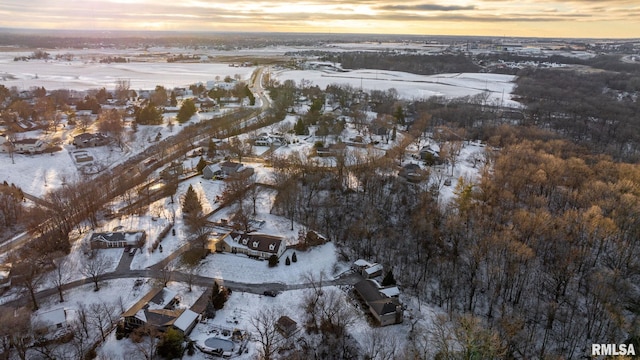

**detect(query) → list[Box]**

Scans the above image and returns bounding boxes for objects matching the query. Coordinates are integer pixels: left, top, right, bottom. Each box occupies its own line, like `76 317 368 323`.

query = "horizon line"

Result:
0 27 638 42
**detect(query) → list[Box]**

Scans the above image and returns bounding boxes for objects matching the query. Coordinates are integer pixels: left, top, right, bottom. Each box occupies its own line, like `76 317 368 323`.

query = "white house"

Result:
13 138 44 154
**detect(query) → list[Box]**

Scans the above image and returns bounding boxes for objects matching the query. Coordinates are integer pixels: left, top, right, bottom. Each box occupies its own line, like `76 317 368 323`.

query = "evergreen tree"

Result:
182 184 202 215
294 118 308 135
207 139 217 158
196 157 207 174
170 91 178 107
291 252 297 263
156 328 184 359
381 269 396 286
268 254 278 267
285 256 291 265
135 104 162 125
177 98 197 123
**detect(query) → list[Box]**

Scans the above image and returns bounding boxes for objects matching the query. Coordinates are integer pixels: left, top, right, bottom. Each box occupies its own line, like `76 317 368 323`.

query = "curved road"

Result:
1 253 361 309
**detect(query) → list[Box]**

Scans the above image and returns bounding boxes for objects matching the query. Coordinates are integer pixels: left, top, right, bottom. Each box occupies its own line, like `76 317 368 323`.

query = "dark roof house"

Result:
216 232 286 259
89 231 146 249
354 279 403 326
123 287 198 335
276 316 298 338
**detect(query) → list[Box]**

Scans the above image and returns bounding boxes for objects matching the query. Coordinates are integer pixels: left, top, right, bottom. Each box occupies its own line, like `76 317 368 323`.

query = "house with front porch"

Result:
215 232 286 260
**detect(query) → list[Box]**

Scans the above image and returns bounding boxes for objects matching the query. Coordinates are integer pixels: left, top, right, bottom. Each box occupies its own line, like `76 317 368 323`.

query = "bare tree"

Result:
13 259 44 310
250 307 283 360
362 329 399 360
89 302 117 342
81 252 110 291
0 307 32 360
50 254 68 303
115 79 131 103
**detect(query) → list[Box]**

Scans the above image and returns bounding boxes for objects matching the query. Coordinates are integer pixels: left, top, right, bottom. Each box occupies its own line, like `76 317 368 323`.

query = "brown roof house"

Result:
215 232 286 260
72 133 111 148
89 231 146 249
276 316 298 338
354 279 403 326
123 287 199 335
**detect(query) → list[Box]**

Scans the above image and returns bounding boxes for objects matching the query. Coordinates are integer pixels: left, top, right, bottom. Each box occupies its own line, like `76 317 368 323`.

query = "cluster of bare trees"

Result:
0 299 120 360
268 124 639 358
514 68 640 160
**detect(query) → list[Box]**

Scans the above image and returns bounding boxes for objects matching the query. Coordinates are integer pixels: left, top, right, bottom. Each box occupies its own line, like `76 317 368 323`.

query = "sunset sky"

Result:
1 0 639 38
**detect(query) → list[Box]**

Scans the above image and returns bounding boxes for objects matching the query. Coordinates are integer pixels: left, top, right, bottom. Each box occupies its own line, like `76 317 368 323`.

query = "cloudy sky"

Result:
1 0 638 38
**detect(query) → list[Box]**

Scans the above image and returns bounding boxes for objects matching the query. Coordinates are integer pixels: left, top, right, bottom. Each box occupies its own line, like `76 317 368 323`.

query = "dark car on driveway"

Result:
263 290 277 297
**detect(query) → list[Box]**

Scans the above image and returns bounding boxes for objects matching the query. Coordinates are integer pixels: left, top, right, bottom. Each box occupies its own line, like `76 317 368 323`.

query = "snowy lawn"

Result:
185 242 343 285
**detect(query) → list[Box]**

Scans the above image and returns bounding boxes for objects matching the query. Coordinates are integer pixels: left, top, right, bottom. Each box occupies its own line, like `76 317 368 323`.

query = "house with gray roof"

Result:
354 279 403 326
89 230 146 249
216 232 286 260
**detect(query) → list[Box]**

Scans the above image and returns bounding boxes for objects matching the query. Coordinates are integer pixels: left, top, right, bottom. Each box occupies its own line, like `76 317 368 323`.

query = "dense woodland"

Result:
320 52 480 75
514 68 640 161
268 126 640 358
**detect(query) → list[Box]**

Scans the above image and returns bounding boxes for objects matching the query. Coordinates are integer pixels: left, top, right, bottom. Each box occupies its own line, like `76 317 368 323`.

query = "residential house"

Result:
33 308 69 333
13 138 44 154
419 146 442 165
220 161 243 176
254 133 287 147
0 135 9 153
123 287 198 335
202 164 223 180
89 231 146 249
72 133 111 148
354 279 403 326
353 259 384 279
276 316 298 338
215 232 286 260
399 163 426 183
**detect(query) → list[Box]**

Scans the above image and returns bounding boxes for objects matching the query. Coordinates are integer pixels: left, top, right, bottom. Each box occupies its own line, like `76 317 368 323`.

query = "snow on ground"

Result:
276 69 518 107
0 56 255 91
429 140 488 206
186 242 342 285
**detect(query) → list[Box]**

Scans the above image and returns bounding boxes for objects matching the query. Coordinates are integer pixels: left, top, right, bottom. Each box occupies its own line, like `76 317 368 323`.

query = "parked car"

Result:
263 290 277 297
129 247 137 256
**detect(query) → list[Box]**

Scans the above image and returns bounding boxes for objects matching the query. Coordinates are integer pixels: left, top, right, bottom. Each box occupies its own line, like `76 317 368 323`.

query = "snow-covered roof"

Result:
34 308 66 327
364 263 383 275
174 309 198 332
354 259 371 267
380 287 400 298
148 288 178 310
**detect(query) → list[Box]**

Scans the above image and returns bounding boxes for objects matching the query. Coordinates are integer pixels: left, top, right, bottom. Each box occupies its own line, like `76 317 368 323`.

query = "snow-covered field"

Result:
0 56 255 91
275 69 518 106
